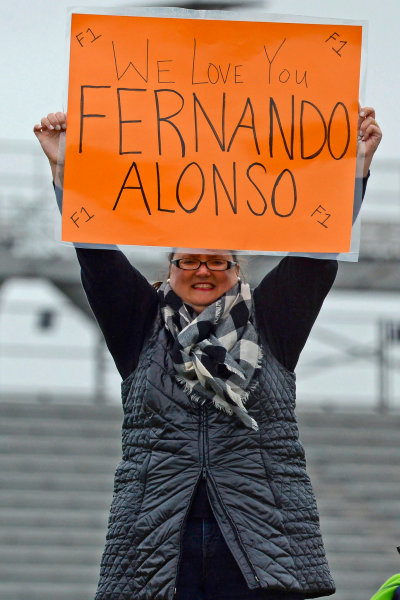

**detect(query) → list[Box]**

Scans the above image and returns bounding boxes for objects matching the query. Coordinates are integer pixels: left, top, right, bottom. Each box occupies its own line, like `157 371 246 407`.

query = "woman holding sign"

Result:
34 107 381 600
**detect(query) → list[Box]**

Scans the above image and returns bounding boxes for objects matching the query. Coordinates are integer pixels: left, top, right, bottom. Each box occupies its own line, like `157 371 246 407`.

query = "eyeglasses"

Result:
170 258 238 271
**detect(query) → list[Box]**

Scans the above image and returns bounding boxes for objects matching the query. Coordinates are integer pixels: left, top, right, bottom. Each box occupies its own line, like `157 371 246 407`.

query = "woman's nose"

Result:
196 263 211 275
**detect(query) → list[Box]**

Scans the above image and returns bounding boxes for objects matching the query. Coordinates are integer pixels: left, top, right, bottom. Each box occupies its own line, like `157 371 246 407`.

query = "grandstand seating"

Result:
0 401 399 600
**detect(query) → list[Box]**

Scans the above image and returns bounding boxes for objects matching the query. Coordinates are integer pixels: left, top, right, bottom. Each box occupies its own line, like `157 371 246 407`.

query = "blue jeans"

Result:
175 515 306 600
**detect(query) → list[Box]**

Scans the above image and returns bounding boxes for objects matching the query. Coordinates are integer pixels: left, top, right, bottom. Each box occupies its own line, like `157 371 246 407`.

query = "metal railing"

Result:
1 139 400 411
1 140 399 260
1 296 399 411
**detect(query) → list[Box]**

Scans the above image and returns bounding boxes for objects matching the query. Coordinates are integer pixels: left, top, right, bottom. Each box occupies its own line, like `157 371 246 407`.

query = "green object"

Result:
370 575 400 600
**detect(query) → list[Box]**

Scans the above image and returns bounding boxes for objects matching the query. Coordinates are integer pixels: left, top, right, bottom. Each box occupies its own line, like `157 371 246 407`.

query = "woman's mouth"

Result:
192 283 215 290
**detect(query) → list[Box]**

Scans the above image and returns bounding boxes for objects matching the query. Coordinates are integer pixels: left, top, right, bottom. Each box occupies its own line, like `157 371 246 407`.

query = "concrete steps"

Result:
0 433 121 455
0 489 112 510
0 401 399 600
297 410 400 600
0 453 118 473
0 525 105 546
0 507 108 529
0 582 96 600
0 563 99 584
0 471 114 492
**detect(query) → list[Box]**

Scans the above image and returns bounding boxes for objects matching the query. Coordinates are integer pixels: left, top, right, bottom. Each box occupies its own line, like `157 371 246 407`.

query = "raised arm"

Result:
356 105 382 178
254 173 370 372
254 105 382 372
254 256 338 372
75 245 158 379
33 111 67 187
34 112 159 379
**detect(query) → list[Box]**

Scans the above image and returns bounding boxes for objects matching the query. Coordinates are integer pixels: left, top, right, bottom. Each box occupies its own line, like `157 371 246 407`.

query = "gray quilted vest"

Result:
95 312 336 600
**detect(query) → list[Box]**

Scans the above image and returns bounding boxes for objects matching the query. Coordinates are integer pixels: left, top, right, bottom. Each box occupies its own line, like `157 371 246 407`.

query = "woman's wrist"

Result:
50 159 64 187
356 154 373 178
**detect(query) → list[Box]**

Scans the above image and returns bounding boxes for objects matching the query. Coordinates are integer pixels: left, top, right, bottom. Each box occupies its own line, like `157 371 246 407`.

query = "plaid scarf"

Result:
158 281 261 430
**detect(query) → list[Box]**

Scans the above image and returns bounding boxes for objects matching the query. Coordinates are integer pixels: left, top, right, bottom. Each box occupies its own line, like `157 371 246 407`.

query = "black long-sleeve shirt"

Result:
76 249 338 376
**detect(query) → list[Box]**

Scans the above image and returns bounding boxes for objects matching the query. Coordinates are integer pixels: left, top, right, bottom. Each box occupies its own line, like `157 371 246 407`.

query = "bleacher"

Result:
0 401 399 600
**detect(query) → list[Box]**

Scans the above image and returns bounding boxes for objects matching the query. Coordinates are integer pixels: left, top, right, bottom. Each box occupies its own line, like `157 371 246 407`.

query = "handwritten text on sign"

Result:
62 14 362 251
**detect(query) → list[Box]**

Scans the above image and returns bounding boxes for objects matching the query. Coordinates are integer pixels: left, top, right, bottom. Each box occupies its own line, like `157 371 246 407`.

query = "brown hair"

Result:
168 250 238 262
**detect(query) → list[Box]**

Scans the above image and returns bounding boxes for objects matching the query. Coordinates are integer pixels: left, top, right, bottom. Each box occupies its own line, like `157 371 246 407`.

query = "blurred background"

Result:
0 1 399 600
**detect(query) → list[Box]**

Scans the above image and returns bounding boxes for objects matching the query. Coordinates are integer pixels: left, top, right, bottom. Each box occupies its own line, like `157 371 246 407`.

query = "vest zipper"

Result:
201 405 207 477
202 405 261 589
172 406 207 599
174 406 260 597
172 470 203 599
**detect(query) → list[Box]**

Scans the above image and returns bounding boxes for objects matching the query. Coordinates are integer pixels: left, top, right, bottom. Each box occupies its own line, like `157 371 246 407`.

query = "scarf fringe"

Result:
176 374 259 431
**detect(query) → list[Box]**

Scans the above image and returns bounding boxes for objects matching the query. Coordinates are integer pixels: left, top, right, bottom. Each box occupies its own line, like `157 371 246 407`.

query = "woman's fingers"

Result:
358 107 381 141
33 123 43 135
359 114 381 142
361 121 380 142
44 113 62 131
357 106 376 136
359 106 375 119
56 111 67 129
33 111 68 171
52 111 67 130
34 112 67 134
356 105 382 172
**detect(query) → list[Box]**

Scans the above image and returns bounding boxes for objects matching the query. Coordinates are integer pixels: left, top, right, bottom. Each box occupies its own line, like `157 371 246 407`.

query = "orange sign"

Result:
62 13 362 252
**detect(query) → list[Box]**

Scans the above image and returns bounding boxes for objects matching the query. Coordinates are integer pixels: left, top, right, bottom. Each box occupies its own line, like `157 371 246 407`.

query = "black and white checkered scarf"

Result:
158 281 261 430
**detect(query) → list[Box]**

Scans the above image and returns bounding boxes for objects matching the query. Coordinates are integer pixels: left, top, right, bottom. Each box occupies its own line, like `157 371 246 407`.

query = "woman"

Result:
34 107 381 600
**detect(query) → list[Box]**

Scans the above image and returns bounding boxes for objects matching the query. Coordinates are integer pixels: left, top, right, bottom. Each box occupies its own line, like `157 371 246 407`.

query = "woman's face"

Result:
169 251 240 313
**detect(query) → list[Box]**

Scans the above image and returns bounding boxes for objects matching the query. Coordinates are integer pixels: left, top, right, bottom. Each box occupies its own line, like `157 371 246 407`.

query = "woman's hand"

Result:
33 111 67 186
357 105 382 177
